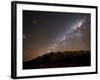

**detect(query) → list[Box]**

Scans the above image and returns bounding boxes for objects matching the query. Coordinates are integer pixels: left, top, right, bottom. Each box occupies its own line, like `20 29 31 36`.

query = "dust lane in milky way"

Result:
23 10 91 62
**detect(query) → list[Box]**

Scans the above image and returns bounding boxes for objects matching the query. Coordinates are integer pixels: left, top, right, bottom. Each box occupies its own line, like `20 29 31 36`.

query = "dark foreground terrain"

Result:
23 51 91 69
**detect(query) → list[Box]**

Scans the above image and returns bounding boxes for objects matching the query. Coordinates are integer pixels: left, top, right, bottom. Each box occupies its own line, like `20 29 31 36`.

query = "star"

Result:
23 35 27 39
32 20 37 24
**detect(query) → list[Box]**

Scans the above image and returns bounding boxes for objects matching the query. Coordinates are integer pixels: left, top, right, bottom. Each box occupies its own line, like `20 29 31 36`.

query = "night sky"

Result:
23 10 91 62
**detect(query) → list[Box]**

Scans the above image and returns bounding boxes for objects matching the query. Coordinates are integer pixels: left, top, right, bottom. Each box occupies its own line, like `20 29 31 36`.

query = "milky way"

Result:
46 17 89 53
23 10 90 61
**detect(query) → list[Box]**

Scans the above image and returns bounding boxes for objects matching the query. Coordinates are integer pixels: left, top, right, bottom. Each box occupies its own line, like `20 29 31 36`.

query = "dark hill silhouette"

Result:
23 51 90 69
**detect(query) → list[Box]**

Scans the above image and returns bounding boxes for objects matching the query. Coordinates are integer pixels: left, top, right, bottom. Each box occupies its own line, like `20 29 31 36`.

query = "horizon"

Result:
23 10 91 62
